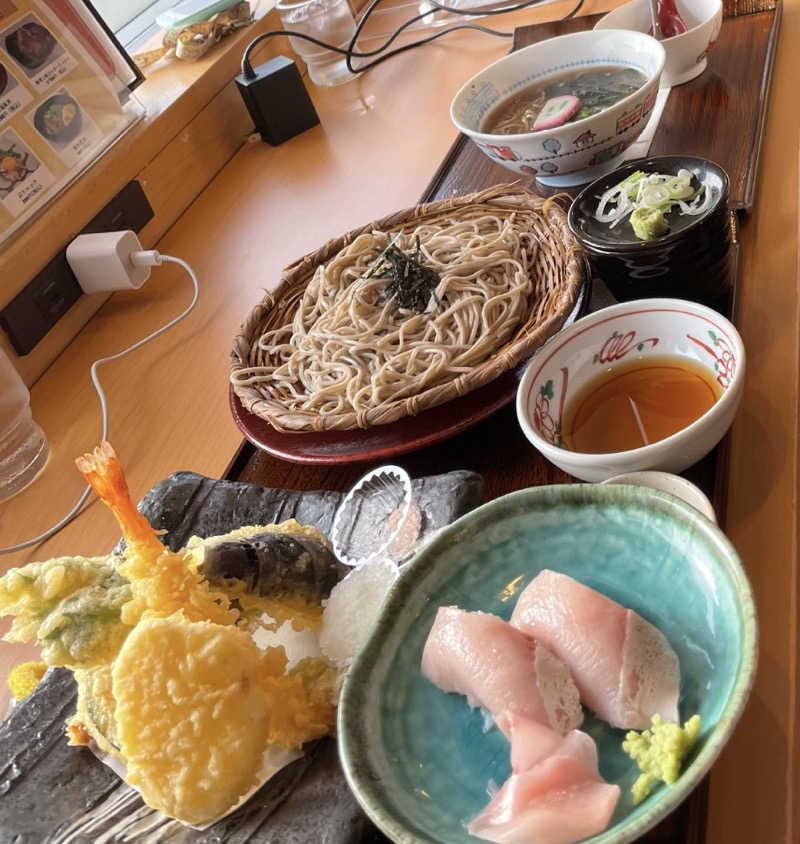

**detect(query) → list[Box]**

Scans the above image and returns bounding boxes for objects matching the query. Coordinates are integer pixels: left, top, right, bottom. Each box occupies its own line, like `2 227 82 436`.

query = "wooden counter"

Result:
0 0 797 840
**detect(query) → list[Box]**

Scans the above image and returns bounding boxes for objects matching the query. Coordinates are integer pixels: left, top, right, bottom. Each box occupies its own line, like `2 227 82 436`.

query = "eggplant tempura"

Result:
0 442 343 825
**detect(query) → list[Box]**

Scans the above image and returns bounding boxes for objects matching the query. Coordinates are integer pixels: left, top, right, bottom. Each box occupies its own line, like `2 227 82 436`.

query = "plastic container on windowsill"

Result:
155 0 244 29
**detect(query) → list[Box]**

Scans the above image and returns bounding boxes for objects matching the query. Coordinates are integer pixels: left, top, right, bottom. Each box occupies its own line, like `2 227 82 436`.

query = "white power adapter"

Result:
66 230 162 293
1 234 199 555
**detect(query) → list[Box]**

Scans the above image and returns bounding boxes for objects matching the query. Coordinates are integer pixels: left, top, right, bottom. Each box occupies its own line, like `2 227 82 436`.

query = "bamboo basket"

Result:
231 184 586 433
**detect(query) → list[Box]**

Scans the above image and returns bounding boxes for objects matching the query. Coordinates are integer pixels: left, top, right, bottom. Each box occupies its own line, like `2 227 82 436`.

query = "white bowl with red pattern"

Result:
450 29 665 179
516 298 745 482
595 0 723 88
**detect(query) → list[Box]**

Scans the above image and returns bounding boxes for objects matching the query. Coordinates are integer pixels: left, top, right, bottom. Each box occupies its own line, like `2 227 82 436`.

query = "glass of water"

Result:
0 348 48 502
277 0 358 87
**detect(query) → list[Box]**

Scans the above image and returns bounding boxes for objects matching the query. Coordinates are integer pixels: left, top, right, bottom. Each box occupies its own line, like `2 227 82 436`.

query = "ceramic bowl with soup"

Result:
450 29 665 179
595 0 723 87
516 298 744 481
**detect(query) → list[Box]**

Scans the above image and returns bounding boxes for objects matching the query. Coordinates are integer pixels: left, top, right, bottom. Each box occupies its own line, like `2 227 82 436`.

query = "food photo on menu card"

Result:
0 125 52 214
28 85 100 165
32 88 83 145
0 0 141 245
1 12 77 91
0 0 780 841
0 59 33 124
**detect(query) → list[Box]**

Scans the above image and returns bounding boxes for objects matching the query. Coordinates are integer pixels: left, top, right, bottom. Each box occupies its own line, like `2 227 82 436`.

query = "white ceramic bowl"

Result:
595 0 723 87
450 29 665 178
602 470 717 522
516 298 745 482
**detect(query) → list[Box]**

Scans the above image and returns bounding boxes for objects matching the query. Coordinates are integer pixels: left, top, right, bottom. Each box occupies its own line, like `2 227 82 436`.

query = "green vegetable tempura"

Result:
0 556 132 668
622 713 701 804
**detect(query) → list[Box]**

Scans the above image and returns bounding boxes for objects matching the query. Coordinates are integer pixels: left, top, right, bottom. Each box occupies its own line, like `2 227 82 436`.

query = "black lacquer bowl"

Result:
568 155 732 305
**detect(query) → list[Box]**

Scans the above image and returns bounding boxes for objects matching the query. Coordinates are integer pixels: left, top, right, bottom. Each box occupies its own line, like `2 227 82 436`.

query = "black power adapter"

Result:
235 56 320 146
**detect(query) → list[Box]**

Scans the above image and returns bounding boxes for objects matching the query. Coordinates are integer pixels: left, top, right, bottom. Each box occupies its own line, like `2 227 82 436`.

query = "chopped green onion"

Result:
594 169 713 240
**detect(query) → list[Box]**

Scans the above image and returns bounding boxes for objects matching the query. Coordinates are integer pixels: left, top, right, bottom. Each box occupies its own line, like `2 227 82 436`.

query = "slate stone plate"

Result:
0 469 482 843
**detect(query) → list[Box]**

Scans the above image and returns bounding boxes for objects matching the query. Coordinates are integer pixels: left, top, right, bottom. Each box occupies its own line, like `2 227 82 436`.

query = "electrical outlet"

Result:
0 255 82 355
0 181 154 355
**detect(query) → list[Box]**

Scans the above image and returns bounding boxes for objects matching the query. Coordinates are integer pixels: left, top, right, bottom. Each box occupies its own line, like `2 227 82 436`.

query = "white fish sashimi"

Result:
467 754 621 844
510 570 680 729
498 712 599 775
620 609 681 726
421 606 582 734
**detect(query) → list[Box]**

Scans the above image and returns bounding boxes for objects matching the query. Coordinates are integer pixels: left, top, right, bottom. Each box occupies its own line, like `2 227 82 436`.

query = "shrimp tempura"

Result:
76 442 162 556
76 442 238 627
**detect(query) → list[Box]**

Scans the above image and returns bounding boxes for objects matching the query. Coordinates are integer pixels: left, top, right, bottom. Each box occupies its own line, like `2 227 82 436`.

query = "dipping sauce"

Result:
562 357 722 453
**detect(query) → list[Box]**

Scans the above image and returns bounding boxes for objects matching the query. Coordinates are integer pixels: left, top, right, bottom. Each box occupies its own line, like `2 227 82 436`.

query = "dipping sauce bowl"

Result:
516 298 744 482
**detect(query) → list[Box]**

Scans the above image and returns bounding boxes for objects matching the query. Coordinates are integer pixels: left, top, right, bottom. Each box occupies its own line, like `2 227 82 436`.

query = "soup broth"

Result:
561 356 722 454
481 65 648 135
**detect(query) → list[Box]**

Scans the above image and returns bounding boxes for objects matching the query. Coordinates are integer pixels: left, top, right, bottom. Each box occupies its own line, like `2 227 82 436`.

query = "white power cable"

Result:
0 252 199 555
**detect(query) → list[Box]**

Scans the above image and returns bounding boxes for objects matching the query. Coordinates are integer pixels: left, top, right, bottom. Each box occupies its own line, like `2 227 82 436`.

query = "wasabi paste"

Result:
594 169 713 241
622 713 702 804
630 206 670 241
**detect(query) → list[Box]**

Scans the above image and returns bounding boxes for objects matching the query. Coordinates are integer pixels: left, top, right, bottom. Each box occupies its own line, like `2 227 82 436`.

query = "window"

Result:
89 0 155 33
89 0 213 50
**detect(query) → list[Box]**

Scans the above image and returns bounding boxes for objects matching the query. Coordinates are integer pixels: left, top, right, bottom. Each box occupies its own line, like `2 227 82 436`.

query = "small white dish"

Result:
602 470 717 522
595 0 723 88
331 465 415 566
515 298 745 482
450 29 664 179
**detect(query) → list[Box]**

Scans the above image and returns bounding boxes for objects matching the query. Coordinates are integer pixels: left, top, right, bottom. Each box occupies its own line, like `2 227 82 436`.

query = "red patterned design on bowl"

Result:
534 366 569 446
688 330 736 388
593 329 659 364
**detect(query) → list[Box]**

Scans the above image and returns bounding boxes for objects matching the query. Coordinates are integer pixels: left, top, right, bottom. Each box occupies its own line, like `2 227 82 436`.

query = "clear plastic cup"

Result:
277 0 357 87
0 349 48 502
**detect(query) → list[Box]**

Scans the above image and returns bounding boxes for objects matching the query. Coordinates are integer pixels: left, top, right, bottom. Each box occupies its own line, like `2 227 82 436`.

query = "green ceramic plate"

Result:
338 484 757 844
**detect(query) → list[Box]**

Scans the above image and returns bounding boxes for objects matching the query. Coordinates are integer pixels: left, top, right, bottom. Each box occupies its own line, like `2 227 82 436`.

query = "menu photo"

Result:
0 58 31 126
0 125 54 217
0 1 144 245
27 84 100 167
1 11 77 92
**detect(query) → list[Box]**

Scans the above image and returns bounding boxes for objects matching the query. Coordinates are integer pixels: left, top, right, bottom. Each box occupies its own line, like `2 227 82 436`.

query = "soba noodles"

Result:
231 213 537 426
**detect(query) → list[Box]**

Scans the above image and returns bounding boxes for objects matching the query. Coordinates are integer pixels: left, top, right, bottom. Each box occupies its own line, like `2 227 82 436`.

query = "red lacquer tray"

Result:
229 365 524 465
229 276 589 465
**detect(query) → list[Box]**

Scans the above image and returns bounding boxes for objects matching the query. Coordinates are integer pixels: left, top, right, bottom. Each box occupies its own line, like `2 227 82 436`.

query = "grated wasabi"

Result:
622 713 701 804
630 206 670 241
